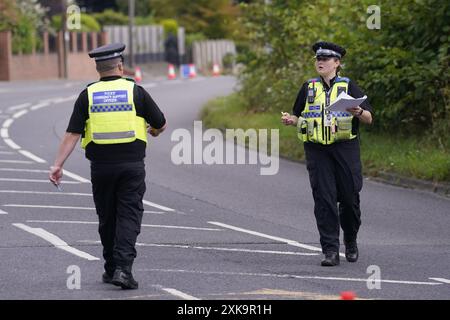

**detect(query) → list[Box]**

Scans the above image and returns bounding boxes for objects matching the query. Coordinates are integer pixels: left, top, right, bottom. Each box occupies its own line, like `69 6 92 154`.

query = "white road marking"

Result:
0 151 14 155
62 169 90 183
137 242 318 256
26 220 222 231
208 221 329 255
0 189 175 213
142 199 175 212
52 95 77 104
13 223 99 261
0 159 32 164
141 269 443 286
30 102 49 111
2 119 14 128
156 286 200 300
3 139 20 150
0 208 7 215
7 205 94 210
12 109 28 119
0 178 80 183
79 240 318 256
18 150 46 163
429 278 450 284
7 103 31 111
0 128 8 138
0 168 49 173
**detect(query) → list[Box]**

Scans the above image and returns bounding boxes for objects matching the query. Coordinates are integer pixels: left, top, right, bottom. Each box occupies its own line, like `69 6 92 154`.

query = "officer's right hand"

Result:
281 112 295 125
49 166 63 186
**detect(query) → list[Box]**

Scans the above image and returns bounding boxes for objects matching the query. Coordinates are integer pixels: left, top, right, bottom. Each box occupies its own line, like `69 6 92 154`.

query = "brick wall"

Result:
0 31 108 81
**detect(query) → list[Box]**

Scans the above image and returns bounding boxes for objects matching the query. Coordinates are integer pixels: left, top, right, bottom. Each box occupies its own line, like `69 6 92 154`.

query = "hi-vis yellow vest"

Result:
297 76 357 145
81 78 147 149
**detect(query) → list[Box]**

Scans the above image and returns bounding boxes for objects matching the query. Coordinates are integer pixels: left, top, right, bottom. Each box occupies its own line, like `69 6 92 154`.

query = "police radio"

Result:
307 81 316 103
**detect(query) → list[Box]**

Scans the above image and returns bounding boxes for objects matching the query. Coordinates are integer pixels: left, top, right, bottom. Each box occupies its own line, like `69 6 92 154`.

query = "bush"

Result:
160 19 178 36
237 0 449 149
93 9 128 26
52 13 101 32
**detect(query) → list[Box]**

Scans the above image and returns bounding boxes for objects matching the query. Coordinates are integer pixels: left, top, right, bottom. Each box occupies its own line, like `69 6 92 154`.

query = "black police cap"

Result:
312 41 346 59
88 43 126 62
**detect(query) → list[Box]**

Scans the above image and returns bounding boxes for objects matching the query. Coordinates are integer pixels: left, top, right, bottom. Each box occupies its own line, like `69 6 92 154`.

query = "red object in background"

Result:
212 63 220 76
134 67 142 83
188 64 197 78
167 64 176 80
340 291 356 300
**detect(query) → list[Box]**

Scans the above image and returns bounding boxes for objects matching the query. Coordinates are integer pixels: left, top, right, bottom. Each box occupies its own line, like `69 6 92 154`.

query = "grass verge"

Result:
201 94 450 182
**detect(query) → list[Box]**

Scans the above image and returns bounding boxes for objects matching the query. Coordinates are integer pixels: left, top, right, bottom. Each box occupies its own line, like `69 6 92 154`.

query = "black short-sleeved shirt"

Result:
292 76 372 135
67 76 166 162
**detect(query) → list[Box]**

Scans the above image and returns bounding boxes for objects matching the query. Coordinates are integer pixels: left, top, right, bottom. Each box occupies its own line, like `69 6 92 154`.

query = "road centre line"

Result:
30 102 49 111
12 223 99 261
0 178 80 183
7 103 31 111
140 269 443 286
208 221 332 255
26 220 222 231
77 240 318 256
12 109 28 119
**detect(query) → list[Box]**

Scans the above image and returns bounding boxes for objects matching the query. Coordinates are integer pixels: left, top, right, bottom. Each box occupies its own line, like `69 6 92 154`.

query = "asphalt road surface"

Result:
0 76 449 300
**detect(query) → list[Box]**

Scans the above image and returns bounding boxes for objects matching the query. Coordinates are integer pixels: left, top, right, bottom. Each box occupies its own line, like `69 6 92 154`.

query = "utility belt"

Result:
297 110 356 145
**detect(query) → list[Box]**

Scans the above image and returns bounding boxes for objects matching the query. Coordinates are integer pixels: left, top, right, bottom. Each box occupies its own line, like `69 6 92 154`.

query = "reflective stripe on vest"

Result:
81 78 148 149
297 77 356 145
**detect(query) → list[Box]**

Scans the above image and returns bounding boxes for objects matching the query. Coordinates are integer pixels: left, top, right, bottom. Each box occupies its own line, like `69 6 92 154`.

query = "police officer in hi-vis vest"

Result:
281 42 373 266
49 43 167 288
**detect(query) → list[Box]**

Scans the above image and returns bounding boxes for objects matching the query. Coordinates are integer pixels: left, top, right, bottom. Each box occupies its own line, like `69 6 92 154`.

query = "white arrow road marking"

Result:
429 278 450 284
12 223 99 261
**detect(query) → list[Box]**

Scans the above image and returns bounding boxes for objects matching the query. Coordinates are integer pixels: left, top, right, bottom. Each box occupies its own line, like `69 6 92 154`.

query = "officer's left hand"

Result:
346 106 363 117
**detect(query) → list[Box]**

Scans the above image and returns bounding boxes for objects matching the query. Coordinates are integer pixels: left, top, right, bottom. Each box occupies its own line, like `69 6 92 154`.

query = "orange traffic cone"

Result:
340 291 356 300
212 63 220 76
134 66 142 83
188 64 197 78
167 64 176 80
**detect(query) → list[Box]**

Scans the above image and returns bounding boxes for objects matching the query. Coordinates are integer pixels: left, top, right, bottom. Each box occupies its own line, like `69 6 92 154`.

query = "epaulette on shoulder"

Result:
335 76 350 83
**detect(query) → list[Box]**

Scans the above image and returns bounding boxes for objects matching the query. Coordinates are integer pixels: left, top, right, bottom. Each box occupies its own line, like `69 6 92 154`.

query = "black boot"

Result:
112 266 138 289
345 241 359 262
321 252 340 266
102 272 114 284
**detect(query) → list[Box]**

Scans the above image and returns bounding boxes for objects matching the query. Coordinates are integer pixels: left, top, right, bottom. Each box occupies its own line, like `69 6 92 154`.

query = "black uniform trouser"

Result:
91 161 145 274
304 138 362 254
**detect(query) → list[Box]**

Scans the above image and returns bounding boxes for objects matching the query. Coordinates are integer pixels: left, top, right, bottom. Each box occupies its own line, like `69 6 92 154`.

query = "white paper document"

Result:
327 91 367 112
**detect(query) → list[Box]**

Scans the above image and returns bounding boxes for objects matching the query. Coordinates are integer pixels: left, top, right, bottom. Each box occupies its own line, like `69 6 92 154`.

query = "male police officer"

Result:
49 43 166 288
282 42 372 266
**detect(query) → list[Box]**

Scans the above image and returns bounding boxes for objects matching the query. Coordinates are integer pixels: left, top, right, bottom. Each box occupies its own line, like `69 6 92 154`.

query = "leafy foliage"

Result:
237 0 449 149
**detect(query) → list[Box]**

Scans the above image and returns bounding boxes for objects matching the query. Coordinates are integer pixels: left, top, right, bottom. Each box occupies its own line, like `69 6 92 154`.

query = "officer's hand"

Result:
49 166 63 186
346 106 363 117
148 127 160 137
281 112 294 126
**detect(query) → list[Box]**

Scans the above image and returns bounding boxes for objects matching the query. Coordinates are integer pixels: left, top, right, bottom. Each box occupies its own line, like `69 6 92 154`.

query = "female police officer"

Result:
281 42 372 266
